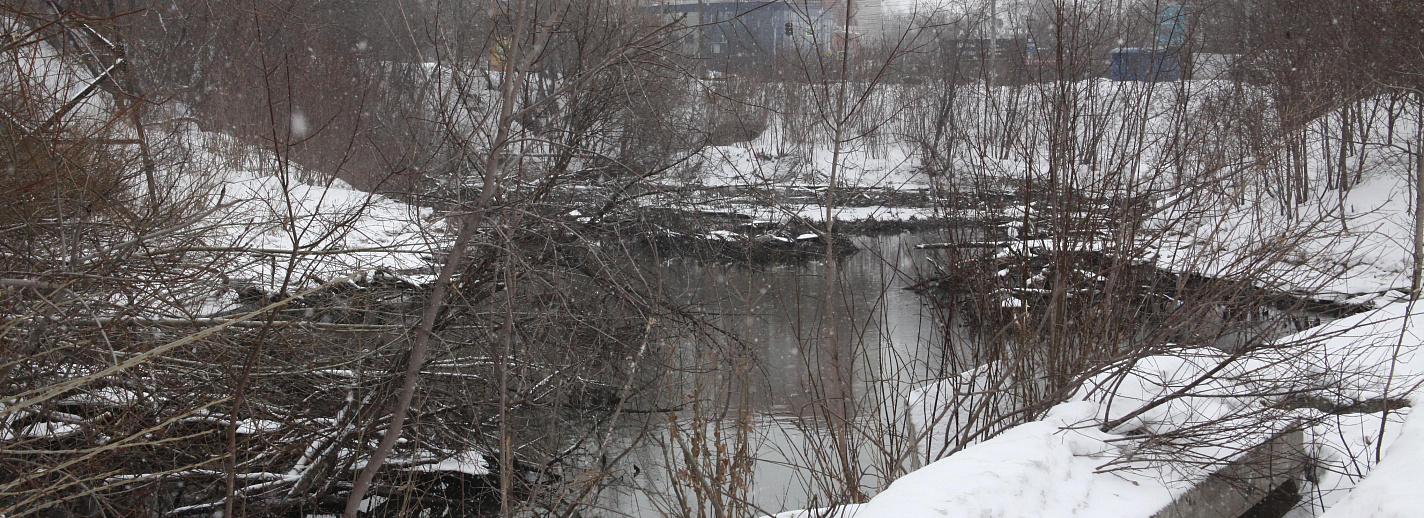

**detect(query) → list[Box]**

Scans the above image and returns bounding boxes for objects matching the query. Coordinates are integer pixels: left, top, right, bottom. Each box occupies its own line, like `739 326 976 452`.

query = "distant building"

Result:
651 1 823 68
1109 48 1183 82
648 1 855 70
820 0 885 39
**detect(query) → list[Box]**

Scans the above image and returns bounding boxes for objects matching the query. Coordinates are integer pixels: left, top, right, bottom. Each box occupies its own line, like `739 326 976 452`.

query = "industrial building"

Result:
647 1 884 71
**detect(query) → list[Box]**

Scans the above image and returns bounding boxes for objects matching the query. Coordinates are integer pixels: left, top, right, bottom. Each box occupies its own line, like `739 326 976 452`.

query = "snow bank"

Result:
1299 410 1410 516
0 15 115 130
1147 171 1416 302
1260 299 1424 404
1084 300 1424 515
399 450 491 476
865 298 1424 518
1142 94 1424 303
738 204 939 225
1288 300 1424 517
1319 395 1424 518
830 402 1182 518
170 130 444 313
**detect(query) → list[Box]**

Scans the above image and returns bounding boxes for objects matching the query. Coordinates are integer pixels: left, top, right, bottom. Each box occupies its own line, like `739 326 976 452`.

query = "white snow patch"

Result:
1319 396 1424 518
842 401 1177 518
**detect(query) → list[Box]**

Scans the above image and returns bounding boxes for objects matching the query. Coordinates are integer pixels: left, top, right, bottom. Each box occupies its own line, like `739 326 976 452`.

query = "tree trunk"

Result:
1413 92 1424 298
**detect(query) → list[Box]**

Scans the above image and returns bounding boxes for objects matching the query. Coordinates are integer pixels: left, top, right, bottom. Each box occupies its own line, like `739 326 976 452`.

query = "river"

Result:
577 226 1333 517
588 231 958 517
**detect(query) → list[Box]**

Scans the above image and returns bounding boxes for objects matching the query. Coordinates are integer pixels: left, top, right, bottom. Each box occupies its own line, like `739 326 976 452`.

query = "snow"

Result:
1260 300 1424 404
362 449 490 476
176 415 284 435
705 229 743 241
0 419 82 441
171 130 445 311
878 298 1424 518
59 386 145 407
1088 352 1264 437
1319 396 1424 518
290 111 309 138
402 450 491 476
0 16 114 130
834 402 1180 518
9 26 1424 515
1296 410 1410 516
694 125 927 192
690 201 938 227
1137 95 1424 303
850 87 1424 518
1289 301 1424 517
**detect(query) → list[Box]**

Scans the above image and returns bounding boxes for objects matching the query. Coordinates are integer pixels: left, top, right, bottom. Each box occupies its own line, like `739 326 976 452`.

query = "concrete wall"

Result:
1151 428 1306 518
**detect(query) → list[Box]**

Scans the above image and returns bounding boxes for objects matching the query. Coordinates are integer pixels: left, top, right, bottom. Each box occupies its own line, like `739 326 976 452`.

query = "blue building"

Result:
653 1 830 70
1109 48 1183 82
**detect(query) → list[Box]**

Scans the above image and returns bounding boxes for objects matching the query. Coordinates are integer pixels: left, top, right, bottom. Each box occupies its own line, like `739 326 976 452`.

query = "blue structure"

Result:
1157 6 1188 47
1109 48 1182 82
655 1 827 69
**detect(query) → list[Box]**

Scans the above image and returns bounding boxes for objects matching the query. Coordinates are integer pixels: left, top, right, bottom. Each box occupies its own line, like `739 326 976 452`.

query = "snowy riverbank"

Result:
780 298 1424 518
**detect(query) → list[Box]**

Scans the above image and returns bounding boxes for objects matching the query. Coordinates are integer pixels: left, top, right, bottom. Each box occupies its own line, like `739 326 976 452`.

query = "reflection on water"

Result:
578 231 1335 517
593 232 955 517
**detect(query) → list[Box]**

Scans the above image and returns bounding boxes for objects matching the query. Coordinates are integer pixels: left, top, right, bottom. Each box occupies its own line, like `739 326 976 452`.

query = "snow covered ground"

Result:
621 79 1424 517
1318 393 1424 517
166 129 446 314
171 76 1424 516
780 401 1183 518
1148 170 1418 303
684 79 1422 312
15 25 1424 514
813 299 1424 518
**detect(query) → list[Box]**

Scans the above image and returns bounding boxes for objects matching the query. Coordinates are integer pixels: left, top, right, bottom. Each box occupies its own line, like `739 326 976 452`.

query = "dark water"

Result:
583 230 1332 517
592 232 956 517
